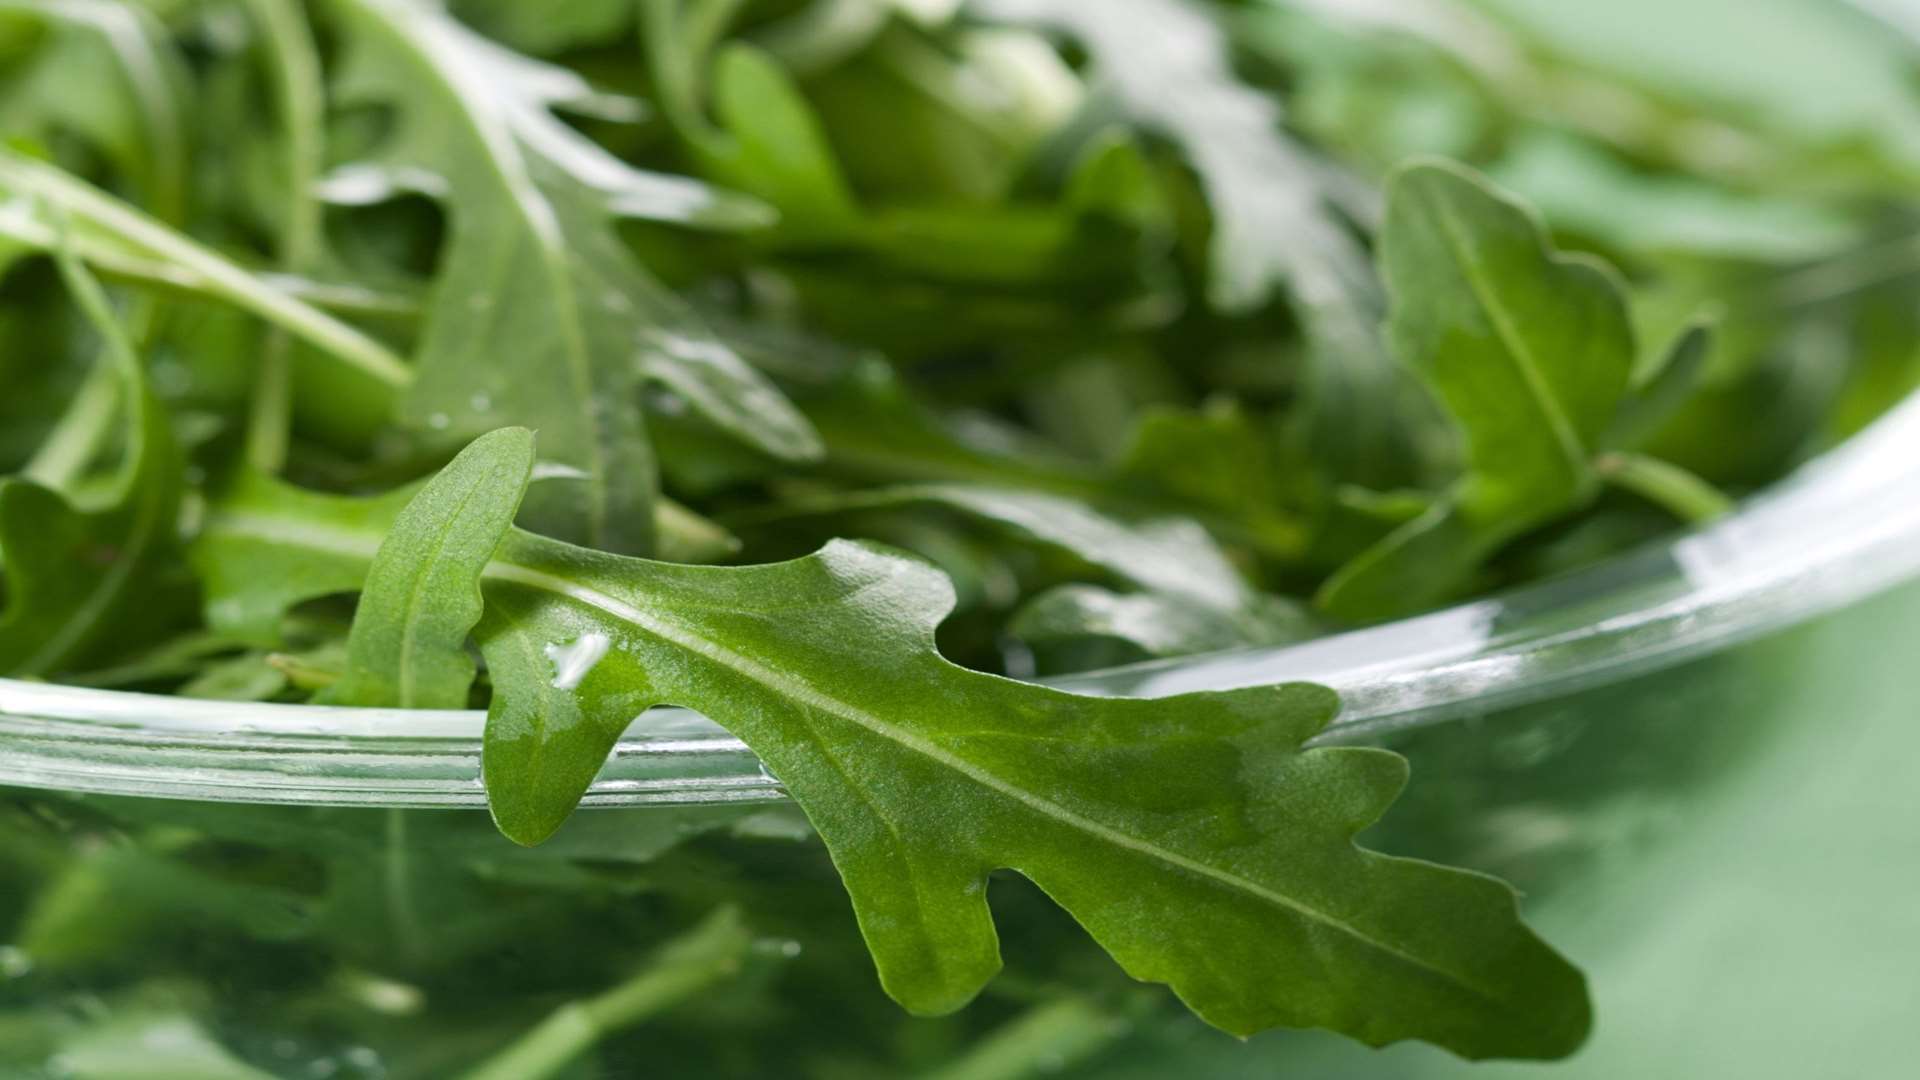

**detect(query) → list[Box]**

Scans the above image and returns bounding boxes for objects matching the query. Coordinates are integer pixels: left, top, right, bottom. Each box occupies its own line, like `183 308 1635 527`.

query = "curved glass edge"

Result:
7 391 1920 810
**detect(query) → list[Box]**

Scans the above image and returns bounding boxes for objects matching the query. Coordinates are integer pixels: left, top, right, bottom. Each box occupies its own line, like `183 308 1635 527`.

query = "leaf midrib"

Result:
391 466 492 707
1422 185 1592 491
212 507 1507 1006
485 561 1507 1006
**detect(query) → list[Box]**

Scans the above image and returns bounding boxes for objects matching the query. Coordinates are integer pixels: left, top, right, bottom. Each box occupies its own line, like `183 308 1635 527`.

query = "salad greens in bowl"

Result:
4 0 1920 1075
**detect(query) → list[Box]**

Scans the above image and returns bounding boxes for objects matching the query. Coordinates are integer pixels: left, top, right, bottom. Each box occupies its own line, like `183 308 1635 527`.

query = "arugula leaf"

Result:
738 481 1313 665
15 2 1913 1069
330 0 818 553
1112 402 1310 562
0 237 179 675
0 0 190 222
977 0 1433 489
190 471 418 646
1011 584 1312 665
1318 160 1721 620
454 0 633 56
191 469 733 648
473 543 1587 1057
743 484 1256 611
323 427 534 709
1489 132 1863 264
1607 319 1715 450
195 440 1590 1060
786 357 1314 564
642 3 861 239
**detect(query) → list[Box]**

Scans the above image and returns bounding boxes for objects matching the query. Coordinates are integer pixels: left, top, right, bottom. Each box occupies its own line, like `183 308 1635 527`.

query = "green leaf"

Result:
470 547 1590 1057
978 0 1434 488
1489 132 1863 264
740 481 1311 669
0 0 190 222
331 0 817 553
174 652 288 701
454 0 633 55
1607 319 1715 450
791 358 1312 564
1011 584 1313 663
195 451 1591 1061
324 427 535 709
1112 403 1310 563
1318 160 1642 620
190 471 418 646
0 238 179 676
708 43 861 231
642 5 861 239
747 484 1256 611
191 471 738 645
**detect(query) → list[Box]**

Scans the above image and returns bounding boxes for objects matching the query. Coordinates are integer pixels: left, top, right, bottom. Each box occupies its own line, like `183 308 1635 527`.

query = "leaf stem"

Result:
0 151 412 391
21 360 119 491
383 808 424 966
1596 451 1733 524
458 907 752 1080
239 0 327 475
921 997 1127 1080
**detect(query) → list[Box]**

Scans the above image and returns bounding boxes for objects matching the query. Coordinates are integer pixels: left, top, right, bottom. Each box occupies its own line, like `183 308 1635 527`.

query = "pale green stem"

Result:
921 997 1126 1080
0 150 411 390
22 226 164 492
0 212 413 315
1597 451 1734 524
245 337 296 474
383 808 424 966
459 908 752 1080
21 360 119 490
239 0 329 474
1775 231 1920 308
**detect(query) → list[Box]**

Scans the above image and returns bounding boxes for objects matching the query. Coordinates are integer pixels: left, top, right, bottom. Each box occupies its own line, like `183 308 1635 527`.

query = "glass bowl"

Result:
6 391 1920 1078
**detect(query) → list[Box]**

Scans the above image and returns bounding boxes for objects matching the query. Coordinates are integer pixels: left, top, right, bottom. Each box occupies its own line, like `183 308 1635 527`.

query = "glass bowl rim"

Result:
7 394 1920 810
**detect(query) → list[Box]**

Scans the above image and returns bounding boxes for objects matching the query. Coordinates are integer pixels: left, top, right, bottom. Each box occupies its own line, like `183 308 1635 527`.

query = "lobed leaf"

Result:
748 483 1257 611
978 0 1435 489
331 0 818 553
0 0 191 222
1320 160 1638 620
323 427 535 708
190 471 416 646
1011 584 1313 663
196 437 1592 1061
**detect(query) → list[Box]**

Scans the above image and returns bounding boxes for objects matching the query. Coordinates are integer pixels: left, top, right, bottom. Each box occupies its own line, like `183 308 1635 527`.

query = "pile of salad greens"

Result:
5 0 1920 1075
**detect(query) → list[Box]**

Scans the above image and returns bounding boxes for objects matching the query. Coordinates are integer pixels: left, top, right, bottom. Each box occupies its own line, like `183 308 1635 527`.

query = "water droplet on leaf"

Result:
544 632 611 690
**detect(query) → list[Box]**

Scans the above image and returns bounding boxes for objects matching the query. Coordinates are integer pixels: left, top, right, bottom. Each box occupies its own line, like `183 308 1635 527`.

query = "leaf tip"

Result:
489 800 569 848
